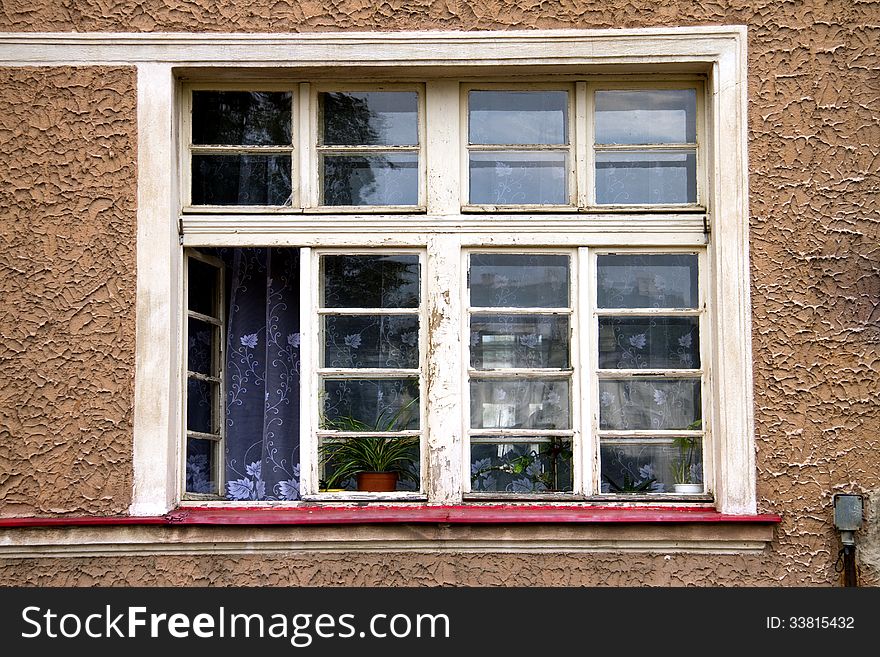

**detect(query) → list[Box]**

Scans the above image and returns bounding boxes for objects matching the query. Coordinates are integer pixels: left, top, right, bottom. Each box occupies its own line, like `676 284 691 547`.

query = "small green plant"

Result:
671 420 702 484
318 399 418 489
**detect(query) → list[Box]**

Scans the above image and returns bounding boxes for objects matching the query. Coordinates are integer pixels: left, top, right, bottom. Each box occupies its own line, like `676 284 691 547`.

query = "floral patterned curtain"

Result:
223 248 301 501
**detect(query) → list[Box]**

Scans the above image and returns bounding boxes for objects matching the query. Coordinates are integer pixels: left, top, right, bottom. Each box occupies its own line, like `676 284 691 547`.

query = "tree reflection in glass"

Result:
319 91 419 206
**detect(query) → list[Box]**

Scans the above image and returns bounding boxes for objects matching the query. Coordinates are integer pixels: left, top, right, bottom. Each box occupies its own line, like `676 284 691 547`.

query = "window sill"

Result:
0 504 781 528
0 506 780 558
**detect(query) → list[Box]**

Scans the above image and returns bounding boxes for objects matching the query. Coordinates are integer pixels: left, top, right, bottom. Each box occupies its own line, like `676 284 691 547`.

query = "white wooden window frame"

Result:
0 26 753 516
588 246 711 499
462 247 581 498
310 83 427 211
302 247 429 501
461 83 578 211
181 82 299 211
588 81 706 209
182 249 227 500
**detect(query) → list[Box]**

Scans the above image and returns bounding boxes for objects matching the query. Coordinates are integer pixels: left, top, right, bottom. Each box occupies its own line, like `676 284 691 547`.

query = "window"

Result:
183 84 424 210
317 89 422 207
181 83 718 502
594 252 706 495
467 252 575 495
130 28 756 517
465 87 572 206
593 87 699 205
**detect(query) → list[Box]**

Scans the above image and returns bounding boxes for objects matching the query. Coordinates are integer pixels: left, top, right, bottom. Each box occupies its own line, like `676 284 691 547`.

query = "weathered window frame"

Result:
302 247 429 500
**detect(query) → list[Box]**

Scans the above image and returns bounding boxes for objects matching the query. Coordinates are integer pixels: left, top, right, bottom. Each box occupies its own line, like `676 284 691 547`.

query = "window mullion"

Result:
298 246 318 496
578 246 595 495
572 82 592 208
425 80 460 215
297 82 312 210
425 234 464 503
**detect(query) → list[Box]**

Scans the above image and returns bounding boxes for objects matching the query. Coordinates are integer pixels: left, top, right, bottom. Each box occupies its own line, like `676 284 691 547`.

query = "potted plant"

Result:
670 435 702 494
319 399 418 492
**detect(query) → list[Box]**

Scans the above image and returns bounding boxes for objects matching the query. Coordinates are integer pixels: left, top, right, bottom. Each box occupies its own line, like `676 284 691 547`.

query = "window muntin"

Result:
317 89 422 207
316 252 424 495
594 251 707 496
465 88 573 207
466 251 577 495
189 90 295 206
593 88 699 206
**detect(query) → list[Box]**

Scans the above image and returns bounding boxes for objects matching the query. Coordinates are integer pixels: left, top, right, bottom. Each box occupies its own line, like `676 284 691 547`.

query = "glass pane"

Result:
322 255 419 309
470 379 569 430
321 436 420 492
595 150 696 205
471 438 573 493
598 378 701 430
600 439 703 494
187 318 217 375
470 254 569 308
324 315 419 369
597 254 698 309
470 314 569 369
469 151 568 205
468 91 569 145
192 154 291 205
186 378 219 434
322 153 418 206
186 438 218 494
598 317 700 369
192 91 292 146
320 92 418 146
595 89 696 145
322 378 419 431
187 257 219 317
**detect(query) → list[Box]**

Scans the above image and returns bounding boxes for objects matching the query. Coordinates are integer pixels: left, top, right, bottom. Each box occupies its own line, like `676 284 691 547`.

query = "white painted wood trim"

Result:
425 81 461 215
708 34 755 514
426 235 464 503
0 27 747 67
298 247 317 497
130 64 179 516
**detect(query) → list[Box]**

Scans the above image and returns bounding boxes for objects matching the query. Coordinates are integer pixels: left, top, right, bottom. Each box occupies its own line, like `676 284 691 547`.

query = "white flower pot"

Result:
673 483 703 494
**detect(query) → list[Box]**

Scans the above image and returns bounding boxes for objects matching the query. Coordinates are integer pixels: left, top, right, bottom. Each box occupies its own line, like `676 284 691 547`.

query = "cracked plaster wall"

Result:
0 1 878 586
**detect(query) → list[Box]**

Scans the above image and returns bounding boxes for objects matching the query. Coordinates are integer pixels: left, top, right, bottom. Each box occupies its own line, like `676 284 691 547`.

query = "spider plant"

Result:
319 398 418 489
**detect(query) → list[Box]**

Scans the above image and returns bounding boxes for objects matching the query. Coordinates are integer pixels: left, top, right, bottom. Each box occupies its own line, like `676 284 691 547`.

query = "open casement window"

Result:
158 28 753 515
183 250 225 498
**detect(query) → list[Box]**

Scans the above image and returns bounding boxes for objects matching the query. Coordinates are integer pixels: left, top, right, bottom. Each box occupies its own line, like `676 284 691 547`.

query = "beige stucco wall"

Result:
0 66 137 516
0 1 878 586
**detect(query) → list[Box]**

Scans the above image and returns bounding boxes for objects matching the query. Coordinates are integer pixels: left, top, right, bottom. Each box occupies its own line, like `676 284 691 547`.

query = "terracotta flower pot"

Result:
356 471 398 492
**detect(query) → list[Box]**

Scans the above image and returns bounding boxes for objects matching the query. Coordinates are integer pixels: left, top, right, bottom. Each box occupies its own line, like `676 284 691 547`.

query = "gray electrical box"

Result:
833 494 863 532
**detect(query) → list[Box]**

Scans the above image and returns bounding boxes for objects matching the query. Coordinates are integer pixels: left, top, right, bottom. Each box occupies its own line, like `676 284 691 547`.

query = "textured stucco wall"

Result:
0 551 786 587
0 1 878 586
0 67 138 516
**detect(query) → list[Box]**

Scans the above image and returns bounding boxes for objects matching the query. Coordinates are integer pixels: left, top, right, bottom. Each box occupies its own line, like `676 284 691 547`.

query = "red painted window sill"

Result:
0 505 781 528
